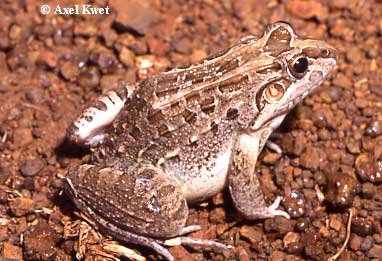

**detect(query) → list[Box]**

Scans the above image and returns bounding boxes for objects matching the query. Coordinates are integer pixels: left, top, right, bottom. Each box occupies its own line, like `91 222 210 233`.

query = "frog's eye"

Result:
289 55 309 78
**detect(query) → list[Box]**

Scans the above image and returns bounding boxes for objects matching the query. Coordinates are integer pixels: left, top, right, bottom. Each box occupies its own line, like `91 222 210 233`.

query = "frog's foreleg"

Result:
228 130 290 219
67 83 137 146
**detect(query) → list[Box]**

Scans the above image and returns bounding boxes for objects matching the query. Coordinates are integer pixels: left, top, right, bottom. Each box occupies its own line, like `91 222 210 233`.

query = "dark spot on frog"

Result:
84 115 93 122
200 96 215 115
226 108 239 120
158 124 171 137
159 184 176 197
209 121 218 133
181 109 197 124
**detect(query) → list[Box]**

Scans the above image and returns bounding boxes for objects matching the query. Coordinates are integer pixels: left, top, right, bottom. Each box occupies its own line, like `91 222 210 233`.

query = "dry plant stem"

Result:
327 208 353 261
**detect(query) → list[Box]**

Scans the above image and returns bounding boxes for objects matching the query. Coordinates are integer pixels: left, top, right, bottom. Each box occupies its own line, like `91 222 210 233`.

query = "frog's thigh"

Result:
66 163 189 238
228 132 289 219
67 83 137 146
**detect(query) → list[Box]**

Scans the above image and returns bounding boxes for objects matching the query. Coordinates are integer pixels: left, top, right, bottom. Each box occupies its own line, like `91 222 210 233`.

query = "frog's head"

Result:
251 21 337 131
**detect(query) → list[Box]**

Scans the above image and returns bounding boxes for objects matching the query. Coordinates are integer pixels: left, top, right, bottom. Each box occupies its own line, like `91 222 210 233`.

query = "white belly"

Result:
165 146 232 203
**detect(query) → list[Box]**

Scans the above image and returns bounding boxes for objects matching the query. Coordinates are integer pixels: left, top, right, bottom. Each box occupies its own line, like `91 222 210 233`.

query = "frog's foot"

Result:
67 84 136 146
67 91 125 146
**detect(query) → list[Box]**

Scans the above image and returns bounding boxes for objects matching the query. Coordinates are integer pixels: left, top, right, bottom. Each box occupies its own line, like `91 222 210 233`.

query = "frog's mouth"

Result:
251 111 288 133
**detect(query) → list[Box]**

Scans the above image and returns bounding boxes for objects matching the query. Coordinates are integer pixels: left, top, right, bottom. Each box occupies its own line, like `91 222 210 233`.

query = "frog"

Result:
64 22 337 260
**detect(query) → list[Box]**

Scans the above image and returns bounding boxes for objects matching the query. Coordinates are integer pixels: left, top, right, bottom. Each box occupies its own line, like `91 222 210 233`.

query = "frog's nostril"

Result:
321 48 338 60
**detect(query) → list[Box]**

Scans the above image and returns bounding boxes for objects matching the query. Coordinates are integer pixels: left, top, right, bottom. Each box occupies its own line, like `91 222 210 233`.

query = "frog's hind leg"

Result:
65 163 190 260
67 83 137 146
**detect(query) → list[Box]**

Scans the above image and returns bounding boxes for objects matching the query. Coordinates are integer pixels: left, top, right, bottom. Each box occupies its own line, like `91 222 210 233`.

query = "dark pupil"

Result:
293 57 308 74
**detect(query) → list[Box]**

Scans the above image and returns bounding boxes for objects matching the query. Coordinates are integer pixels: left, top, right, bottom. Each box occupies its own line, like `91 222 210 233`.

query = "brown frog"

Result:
64 22 337 260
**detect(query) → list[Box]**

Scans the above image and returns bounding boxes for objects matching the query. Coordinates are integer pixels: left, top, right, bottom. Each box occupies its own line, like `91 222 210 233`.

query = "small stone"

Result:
352 216 374 236
325 172 357 208
20 159 45 177
9 197 36 216
146 35 171 56
172 37 193 55
263 153 282 164
264 216 295 234
23 223 60 260
209 207 226 224
115 33 148 55
13 128 33 147
355 154 382 183
284 190 305 218
9 24 22 40
2 242 23 260
368 244 382 258
282 133 306 156
366 49 378 59
77 67 100 89
300 147 322 170
236 246 250 261
329 216 343 231
332 73 352 89
211 192 224 206
240 225 263 244
36 50 58 69
60 61 80 82
319 226 330 238
295 218 309 232
25 88 45 104
285 0 328 21
270 250 287 260
90 49 117 74
119 47 136 67
361 236 374 251
111 0 159 35
0 226 9 242
283 232 299 247
361 182 375 199
318 128 331 140
365 120 382 137
320 86 341 103
346 137 361 154
349 234 363 251
101 28 118 48
74 21 98 37
169 245 194 261
191 49 208 63
100 75 125 93
369 84 382 97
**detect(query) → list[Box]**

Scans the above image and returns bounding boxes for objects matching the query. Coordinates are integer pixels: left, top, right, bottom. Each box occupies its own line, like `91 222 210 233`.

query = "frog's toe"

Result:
268 196 290 219
265 139 282 154
179 237 229 252
177 225 201 235
151 241 175 261
163 236 229 255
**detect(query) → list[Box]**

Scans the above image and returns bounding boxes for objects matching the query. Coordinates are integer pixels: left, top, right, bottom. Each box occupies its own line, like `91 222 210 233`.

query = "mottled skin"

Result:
65 22 337 260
